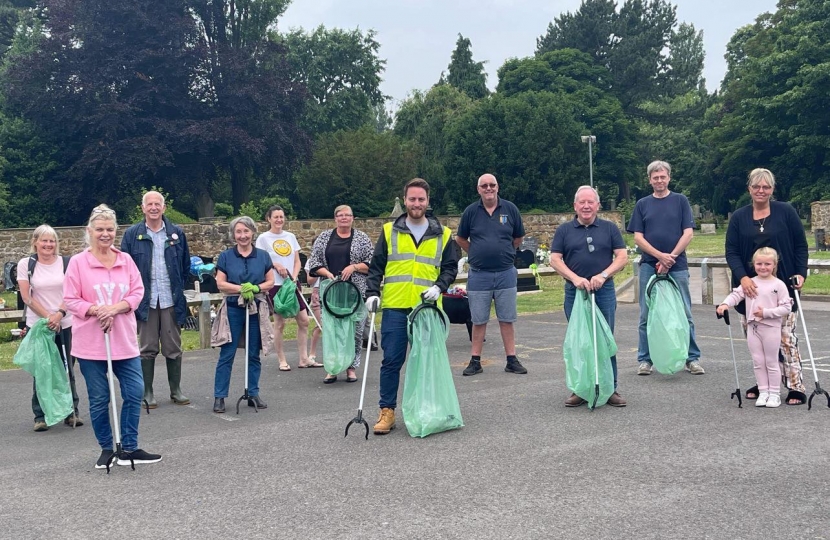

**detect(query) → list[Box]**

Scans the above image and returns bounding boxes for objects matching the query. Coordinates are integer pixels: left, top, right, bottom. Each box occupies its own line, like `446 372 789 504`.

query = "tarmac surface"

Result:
2 301 830 539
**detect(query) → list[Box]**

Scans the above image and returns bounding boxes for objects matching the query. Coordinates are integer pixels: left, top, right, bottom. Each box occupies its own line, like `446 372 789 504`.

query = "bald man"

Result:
456 174 527 376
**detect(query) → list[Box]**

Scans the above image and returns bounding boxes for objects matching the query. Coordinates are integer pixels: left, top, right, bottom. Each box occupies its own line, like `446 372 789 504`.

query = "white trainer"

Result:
765 394 781 408
755 392 770 407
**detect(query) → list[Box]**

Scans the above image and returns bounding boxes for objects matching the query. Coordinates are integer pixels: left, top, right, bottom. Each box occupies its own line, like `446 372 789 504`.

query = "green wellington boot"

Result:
166 356 190 405
141 357 158 409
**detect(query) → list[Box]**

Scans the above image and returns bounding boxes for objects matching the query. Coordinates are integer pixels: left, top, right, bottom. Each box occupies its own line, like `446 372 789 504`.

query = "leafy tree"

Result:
445 34 488 100
281 25 386 135
706 0 830 214
294 127 420 219
0 0 34 60
394 84 473 212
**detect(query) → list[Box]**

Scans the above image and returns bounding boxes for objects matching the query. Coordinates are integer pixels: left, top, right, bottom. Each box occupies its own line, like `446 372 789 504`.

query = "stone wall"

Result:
0 211 623 266
811 200 830 232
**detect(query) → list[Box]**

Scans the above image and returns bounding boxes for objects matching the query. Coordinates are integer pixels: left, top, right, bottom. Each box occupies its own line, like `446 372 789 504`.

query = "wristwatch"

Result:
601 271 609 279
58 308 67 317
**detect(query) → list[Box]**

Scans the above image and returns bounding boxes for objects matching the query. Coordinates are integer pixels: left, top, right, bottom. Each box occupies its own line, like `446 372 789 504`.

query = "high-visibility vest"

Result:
381 222 451 309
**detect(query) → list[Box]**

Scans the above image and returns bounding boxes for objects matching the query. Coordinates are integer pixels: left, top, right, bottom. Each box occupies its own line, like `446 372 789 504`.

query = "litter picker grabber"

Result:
104 330 134 473
790 277 830 410
716 308 742 408
57 331 77 427
345 310 377 440
589 291 600 411
236 299 259 414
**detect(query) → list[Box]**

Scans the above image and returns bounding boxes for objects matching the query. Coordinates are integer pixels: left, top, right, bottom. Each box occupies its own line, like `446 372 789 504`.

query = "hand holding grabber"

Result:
790 277 830 410
716 306 742 408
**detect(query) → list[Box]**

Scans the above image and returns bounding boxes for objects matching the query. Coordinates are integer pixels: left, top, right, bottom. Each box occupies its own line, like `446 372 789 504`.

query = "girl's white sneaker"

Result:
765 394 781 408
755 392 770 407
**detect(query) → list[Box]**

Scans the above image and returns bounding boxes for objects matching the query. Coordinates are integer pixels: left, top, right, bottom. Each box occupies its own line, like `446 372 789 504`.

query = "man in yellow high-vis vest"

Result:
365 178 458 435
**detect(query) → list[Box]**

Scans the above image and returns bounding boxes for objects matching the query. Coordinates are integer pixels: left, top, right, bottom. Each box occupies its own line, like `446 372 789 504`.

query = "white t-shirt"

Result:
304 258 319 289
17 256 73 329
256 230 300 286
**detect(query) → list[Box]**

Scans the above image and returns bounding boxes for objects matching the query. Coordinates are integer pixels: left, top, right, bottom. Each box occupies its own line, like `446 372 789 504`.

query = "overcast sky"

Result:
278 0 778 108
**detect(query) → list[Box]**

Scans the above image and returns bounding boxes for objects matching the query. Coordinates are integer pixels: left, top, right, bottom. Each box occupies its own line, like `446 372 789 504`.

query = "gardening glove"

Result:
365 296 380 313
240 283 256 302
422 285 441 302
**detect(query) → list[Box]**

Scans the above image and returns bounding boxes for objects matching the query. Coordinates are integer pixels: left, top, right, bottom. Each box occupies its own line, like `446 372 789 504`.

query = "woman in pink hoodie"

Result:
64 204 162 470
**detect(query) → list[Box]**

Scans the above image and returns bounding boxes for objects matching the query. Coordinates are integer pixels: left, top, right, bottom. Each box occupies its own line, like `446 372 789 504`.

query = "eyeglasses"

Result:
587 236 595 253
91 208 116 216
479 183 497 189
750 185 772 191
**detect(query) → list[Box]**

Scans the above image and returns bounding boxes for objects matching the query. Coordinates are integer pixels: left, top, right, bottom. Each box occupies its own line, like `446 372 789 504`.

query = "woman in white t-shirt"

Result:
17 225 83 432
255 205 322 370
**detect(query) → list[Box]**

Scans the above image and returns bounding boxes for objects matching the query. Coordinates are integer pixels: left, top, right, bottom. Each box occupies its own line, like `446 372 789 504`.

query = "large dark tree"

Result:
2 0 207 222
444 34 489 100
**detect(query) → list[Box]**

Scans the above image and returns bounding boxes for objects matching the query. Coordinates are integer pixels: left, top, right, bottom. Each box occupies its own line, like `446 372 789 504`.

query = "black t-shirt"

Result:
551 217 625 280
626 192 694 271
457 197 525 272
325 231 353 275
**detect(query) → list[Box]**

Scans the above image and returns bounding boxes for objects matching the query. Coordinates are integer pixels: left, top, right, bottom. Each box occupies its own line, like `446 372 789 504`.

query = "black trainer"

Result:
95 449 115 469
463 359 483 376
505 359 528 374
117 449 162 466
248 396 268 409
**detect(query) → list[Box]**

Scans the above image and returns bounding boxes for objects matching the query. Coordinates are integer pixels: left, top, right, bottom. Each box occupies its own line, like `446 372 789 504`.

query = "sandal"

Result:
279 362 291 371
746 385 759 400
298 356 324 368
785 390 806 406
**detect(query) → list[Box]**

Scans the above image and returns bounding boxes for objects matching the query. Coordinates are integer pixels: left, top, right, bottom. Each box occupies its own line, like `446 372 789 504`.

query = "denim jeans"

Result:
637 264 700 364
378 309 410 409
77 357 143 451
564 280 618 389
33 328 80 421
214 304 262 398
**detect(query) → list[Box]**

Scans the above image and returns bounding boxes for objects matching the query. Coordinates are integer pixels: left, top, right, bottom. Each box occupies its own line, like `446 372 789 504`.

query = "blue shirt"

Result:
457 197 525 272
145 223 174 309
217 247 273 304
626 192 694 272
551 217 625 280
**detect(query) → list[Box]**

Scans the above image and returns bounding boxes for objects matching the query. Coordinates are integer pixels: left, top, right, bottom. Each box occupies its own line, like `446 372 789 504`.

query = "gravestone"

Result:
692 204 701 220
514 249 541 292
700 223 717 235
520 236 539 253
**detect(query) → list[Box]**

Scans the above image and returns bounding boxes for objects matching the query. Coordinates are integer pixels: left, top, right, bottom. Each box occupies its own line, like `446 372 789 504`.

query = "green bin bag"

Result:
563 289 616 408
13 319 73 425
401 302 464 438
273 279 300 318
646 274 689 374
320 279 366 375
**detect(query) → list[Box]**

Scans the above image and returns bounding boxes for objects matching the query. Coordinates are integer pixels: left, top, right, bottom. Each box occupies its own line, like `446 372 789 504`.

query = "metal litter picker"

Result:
716 308 742 408
345 310 377 439
235 299 260 414
790 278 830 410
104 331 135 473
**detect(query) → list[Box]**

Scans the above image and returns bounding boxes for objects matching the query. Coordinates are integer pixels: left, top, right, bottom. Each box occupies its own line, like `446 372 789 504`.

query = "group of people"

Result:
17 161 812 467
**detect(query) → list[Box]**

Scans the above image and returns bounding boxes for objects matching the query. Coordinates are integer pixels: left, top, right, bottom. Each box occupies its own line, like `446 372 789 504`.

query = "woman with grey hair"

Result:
725 168 809 405
17 224 82 432
211 216 275 413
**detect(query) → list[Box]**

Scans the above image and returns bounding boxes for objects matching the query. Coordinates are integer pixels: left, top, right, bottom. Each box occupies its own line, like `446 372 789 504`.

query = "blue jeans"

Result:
78 357 143 452
637 264 700 364
378 309 410 409
214 304 262 398
564 281 618 389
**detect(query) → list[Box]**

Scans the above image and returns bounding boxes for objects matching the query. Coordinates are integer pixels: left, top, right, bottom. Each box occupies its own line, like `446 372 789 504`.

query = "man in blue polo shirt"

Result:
456 173 527 376
550 186 628 407
627 160 703 376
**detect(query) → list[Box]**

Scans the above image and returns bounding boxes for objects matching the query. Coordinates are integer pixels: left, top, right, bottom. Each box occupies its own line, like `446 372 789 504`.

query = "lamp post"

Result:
581 135 596 188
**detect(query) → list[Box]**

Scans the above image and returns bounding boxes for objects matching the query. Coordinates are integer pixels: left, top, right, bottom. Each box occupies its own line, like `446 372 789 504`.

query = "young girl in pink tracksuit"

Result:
717 247 793 408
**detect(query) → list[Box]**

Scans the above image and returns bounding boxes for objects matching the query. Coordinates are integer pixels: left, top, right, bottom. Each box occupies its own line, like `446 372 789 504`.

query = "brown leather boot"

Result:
373 408 396 435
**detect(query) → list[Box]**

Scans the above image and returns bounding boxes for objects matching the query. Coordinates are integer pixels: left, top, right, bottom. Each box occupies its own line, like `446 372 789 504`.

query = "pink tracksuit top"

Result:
63 248 144 360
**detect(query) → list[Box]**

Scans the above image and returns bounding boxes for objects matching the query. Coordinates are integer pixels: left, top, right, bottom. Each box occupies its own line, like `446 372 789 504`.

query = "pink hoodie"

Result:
64 248 144 360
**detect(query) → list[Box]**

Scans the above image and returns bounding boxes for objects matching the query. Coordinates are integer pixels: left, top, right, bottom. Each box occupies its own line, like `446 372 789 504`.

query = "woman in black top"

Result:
725 168 809 405
308 205 374 384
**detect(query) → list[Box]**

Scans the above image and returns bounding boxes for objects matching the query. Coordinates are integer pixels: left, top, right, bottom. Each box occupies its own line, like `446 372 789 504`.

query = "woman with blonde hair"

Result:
64 204 161 469
17 224 82 432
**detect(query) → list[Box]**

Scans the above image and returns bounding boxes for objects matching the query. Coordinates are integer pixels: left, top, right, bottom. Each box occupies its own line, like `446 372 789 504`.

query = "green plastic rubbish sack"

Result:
401 302 464 438
646 274 690 374
320 279 366 375
563 289 617 408
13 319 73 425
273 279 300 318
